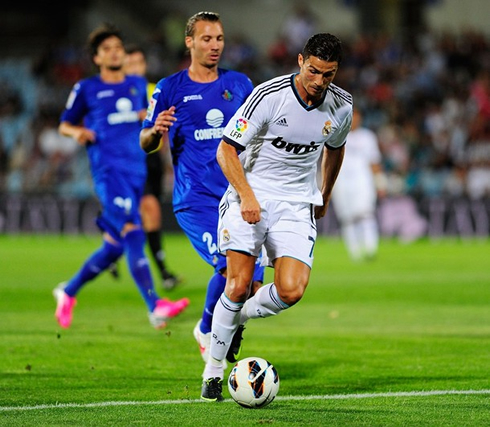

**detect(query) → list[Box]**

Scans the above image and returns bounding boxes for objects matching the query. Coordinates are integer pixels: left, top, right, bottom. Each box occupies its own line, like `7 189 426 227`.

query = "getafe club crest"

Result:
322 120 332 136
222 89 233 101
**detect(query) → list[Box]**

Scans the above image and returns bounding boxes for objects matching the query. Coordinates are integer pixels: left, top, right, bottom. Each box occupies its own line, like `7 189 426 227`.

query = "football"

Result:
228 356 280 408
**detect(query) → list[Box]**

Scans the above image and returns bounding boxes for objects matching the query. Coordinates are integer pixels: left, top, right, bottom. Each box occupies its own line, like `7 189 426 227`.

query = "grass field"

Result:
1 233 489 426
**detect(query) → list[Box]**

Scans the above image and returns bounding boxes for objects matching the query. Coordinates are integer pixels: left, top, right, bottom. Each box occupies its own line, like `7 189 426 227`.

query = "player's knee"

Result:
276 278 308 306
226 274 254 302
121 223 141 236
279 288 304 306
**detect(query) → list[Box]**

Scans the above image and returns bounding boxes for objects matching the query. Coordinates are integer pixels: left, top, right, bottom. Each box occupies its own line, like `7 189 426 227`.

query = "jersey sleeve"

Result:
60 81 88 125
325 106 353 150
241 75 254 99
227 70 254 101
142 78 167 129
222 84 269 150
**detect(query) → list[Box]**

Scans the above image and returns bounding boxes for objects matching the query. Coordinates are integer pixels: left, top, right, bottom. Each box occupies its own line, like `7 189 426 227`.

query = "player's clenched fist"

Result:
72 127 96 146
240 196 261 224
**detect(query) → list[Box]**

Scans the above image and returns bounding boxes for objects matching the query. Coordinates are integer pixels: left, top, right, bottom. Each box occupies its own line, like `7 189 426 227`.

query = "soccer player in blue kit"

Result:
140 12 264 365
53 24 189 330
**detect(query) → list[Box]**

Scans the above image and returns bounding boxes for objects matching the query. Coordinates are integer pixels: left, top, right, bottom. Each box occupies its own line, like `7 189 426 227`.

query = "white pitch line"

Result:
1 389 489 412
275 389 490 401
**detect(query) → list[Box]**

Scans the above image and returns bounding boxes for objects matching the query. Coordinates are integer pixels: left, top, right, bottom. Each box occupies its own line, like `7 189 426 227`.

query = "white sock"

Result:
240 283 289 324
202 357 224 380
208 294 243 364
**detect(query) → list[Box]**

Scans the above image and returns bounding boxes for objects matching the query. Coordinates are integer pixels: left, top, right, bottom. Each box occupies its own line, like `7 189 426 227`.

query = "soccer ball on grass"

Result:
228 356 280 408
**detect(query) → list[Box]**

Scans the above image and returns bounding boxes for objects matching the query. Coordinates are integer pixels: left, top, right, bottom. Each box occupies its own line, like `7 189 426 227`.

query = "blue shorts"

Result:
176 205 265 282
93 169 145 242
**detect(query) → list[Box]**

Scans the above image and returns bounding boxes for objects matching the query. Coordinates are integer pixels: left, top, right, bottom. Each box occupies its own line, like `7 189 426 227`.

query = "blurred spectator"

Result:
5 138 29 194
465 124 490 200
279 1 318 56
220 33 261 82
0 140 7 187
469 69 490 137
37 111 79 192
0 80 23 117
267 2 319 75
38 113 78 159
0 76 28 154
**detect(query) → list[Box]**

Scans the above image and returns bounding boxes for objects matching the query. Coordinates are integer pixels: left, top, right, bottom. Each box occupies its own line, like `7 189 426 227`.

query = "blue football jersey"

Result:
60 75 148 180
142 68 253 211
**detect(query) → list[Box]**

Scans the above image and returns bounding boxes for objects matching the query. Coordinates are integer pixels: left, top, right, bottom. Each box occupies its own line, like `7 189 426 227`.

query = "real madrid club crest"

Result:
322 120 332 136
222 229 230 242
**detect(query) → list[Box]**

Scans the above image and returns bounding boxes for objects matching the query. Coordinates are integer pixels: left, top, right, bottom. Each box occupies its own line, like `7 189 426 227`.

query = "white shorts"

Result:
218 191 317 268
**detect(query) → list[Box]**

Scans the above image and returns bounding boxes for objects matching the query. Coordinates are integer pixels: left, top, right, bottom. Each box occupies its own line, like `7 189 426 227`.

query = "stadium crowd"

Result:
1 22 490 206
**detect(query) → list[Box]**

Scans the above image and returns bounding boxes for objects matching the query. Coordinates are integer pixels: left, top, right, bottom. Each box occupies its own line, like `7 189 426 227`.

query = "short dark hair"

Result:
302 33 343 64
125 43 145 56
87 23 123 57
184 11 221 38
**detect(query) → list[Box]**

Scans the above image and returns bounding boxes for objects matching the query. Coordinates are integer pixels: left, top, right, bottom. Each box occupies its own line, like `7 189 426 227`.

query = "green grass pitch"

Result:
1 233 489 426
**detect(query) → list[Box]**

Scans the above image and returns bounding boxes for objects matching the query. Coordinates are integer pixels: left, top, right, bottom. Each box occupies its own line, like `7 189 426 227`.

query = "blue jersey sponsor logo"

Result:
194 108 225 141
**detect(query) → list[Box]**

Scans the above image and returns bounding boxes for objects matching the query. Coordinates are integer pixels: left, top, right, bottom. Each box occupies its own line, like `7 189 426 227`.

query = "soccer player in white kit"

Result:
331 107 387 261
200 33 353 401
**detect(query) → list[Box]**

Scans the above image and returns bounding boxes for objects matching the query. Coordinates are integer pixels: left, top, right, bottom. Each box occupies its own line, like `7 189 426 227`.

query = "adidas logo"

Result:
275 117 288 127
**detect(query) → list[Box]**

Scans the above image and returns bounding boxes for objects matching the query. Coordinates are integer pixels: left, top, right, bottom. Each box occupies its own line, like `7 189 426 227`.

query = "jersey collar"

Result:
291 73 327 111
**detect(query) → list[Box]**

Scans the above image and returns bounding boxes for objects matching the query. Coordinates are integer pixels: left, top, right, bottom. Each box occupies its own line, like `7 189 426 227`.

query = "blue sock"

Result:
124 228 159 311
200 272 227 334
65 240 123 297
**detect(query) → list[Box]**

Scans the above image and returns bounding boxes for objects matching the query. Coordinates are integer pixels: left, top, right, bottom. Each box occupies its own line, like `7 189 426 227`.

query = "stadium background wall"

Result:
1 195 488 239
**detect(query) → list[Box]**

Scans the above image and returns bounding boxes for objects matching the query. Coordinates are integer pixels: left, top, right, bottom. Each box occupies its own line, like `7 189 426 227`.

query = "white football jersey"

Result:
222 73 353 205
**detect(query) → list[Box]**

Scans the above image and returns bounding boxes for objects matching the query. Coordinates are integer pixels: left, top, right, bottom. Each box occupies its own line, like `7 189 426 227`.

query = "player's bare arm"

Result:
217 140 261 224
139 106 176 153
315 145 345 219
59 121 96 146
